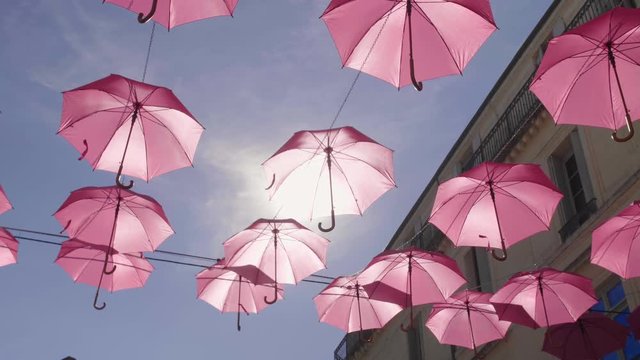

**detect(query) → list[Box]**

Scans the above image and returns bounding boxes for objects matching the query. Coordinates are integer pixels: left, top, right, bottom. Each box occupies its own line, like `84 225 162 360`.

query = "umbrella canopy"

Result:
196 259 282 331
223 219 330 304
359 247 466 331
0 228 18 267
530 7 640 142
429 162 563 260
542 312 628 360
0 185 12 215
60 74 204 188
426 291 511 353
313 275 404 334
490 268 597 328
54 186 174 253
55 239 153 309
104 0 239 29
263 126 396 232
321 0 496 90
591 201 640 279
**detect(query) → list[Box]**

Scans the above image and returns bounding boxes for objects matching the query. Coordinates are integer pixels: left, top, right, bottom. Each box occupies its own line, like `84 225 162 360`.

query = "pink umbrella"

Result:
542 312 628 360
0 228 18 267
321 0 496 90
426 291 511 354
530 7 640 142
54 186 174 256
60 74 204 188
429 162 563 260
490 268 597 328
313 275 404 338
0 185 12 215
263 126 396 232
196 259 283 331
591 201 640 279
358 247 466 331
223 219 329 304
56 239 153 310
104 0 239 29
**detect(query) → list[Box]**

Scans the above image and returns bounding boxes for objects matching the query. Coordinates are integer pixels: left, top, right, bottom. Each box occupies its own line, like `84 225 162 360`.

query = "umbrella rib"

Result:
143 109 194 164
341 3 404 68
412 3 465 74
332 148 396 184
492 184 551 229
330 154 364 215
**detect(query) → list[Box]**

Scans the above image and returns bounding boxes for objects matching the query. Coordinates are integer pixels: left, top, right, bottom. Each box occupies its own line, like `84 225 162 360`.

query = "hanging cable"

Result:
142 22 156 82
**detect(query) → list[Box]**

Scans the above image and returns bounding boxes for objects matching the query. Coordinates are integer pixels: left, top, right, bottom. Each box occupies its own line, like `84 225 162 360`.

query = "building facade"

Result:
334 0 640 359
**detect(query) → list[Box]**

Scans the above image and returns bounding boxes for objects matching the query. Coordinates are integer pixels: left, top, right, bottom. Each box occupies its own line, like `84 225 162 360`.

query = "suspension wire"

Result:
8 226 335 283
142 22 156 82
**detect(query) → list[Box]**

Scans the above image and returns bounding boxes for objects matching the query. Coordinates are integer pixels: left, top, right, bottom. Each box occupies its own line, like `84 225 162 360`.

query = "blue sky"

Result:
0 1 552 359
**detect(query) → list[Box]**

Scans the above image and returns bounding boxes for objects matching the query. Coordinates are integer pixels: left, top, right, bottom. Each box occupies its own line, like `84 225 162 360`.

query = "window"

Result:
548 130 596 240
462 248 493 292
593 280 640 360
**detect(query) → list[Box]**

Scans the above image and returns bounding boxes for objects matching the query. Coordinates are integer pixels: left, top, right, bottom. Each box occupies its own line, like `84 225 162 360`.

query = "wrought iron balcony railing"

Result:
462 0 627 172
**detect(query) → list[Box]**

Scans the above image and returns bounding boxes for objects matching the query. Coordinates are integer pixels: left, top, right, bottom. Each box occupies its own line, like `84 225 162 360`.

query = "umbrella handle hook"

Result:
78 140 89 161
612 115 635 142
137 0 158 23
115 165 134 189
318 210 335 232
104 263 117 275
93 287 106 311
264 291 278 305
265 174 275 190
400 321 413 333
491 245 507 261
410 60 423 92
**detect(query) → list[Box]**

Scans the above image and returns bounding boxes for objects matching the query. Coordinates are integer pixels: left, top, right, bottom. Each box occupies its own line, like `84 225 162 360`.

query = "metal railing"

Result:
462 0 627 172
334 331 374 360
559 198 598 241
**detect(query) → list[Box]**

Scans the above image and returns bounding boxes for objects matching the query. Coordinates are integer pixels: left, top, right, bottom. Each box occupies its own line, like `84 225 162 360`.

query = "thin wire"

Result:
10 227 336 285
327 4 395 131
142 22 156 82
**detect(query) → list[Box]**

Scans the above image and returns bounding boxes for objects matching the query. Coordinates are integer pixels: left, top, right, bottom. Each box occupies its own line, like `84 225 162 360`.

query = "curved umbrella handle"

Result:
93 287 106 311
491 245 508 261
400 320 413 333
78 139 89 161
60 219 72 234
115 165 134 189
318 210 336 232
137 0 158 23
265 174 275 190
104 263 117 275
264 286 278 305
612 115 635 142
409 59 423 92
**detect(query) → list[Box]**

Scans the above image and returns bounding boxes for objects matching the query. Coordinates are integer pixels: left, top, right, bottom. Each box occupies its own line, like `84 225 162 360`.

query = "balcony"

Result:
334 331 374 360
463 0 628 172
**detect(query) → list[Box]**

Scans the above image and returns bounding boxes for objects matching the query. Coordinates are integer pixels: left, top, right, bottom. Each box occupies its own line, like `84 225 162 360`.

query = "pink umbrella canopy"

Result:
263 126 396 232
321 0 496 90
104 0 239 30
530 7 640 142
359 247 466 331
490 267 597 328
54 186 174 253
313 275 404 335
426 291 511 353
429 162 563 261
0 185 12 215
223 219 330 304
60 74 204 188
542 312 628 360
591 201 640 279
196 259 283 331
55 239 153 310
0 228 18 267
